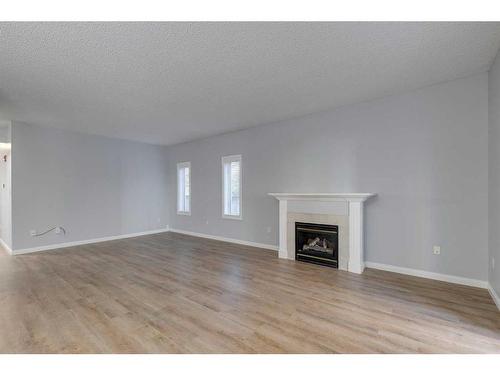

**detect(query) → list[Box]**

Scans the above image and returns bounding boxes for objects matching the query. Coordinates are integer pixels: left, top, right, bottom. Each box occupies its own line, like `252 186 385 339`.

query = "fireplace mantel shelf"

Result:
268 193 376 201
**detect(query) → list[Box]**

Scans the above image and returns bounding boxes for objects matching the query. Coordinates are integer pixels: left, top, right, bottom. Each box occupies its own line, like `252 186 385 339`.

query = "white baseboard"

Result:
168 228 278 251
488 284 500 311
365 261 488 289
0 238 12 255
12 228 170 255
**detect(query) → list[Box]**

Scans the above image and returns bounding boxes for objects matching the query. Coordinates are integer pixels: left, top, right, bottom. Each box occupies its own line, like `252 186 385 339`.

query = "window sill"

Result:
222 214 242 220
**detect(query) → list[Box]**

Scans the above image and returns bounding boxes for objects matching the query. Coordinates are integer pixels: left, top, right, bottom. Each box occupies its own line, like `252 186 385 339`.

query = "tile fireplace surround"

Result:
269 193 376 274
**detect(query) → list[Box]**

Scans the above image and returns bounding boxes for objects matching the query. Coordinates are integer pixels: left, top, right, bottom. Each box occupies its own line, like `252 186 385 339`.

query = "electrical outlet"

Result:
433 245 441 255
29 230 37 236
266 226 272 233
206 220 209 225
55 227 62 235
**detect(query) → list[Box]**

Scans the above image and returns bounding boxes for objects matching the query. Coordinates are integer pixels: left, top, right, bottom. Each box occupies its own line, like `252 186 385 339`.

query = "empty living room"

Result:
1 1 500 371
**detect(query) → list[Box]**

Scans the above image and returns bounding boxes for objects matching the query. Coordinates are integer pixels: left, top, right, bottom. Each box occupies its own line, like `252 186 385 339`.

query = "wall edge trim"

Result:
12 227 170 255
365 261 488 289
0 238 12 255
169 228 279 251
488 284 500 311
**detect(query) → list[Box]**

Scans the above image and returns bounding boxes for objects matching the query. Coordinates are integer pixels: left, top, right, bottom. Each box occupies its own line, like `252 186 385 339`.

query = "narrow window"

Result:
177 162 191 215
222 155 242 219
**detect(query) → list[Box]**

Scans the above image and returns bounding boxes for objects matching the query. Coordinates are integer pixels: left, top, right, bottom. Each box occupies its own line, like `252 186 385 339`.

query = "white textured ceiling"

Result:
1 22 500 145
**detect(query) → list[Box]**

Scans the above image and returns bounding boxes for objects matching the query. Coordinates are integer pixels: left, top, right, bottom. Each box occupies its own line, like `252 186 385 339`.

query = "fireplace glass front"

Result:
295 222 338 268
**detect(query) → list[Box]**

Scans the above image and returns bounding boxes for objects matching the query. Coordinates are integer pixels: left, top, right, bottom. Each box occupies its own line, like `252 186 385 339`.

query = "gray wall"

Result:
0 123 10 142
489 52 500 296
11 122 169 250
167 74 489 281
0 121 12 248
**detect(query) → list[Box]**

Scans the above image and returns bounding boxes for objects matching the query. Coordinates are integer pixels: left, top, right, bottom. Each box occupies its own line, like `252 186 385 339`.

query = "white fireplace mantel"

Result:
269 193 376 274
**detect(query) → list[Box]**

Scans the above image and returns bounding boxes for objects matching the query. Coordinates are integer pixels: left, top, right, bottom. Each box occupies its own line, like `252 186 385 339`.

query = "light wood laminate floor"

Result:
0 232 499 353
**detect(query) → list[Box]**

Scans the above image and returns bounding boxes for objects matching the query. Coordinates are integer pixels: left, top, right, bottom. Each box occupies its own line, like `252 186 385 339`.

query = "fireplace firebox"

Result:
295 222 338 268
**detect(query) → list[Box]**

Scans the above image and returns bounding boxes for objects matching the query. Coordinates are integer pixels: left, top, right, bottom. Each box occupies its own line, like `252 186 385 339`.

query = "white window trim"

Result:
221 154 242 220
177 161 191 216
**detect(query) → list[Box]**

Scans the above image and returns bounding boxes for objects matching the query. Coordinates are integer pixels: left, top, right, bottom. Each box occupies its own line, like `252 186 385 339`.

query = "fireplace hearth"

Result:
295 222 338 268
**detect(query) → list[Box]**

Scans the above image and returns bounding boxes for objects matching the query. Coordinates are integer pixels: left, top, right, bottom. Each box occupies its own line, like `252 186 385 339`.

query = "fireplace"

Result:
295 222 338 268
